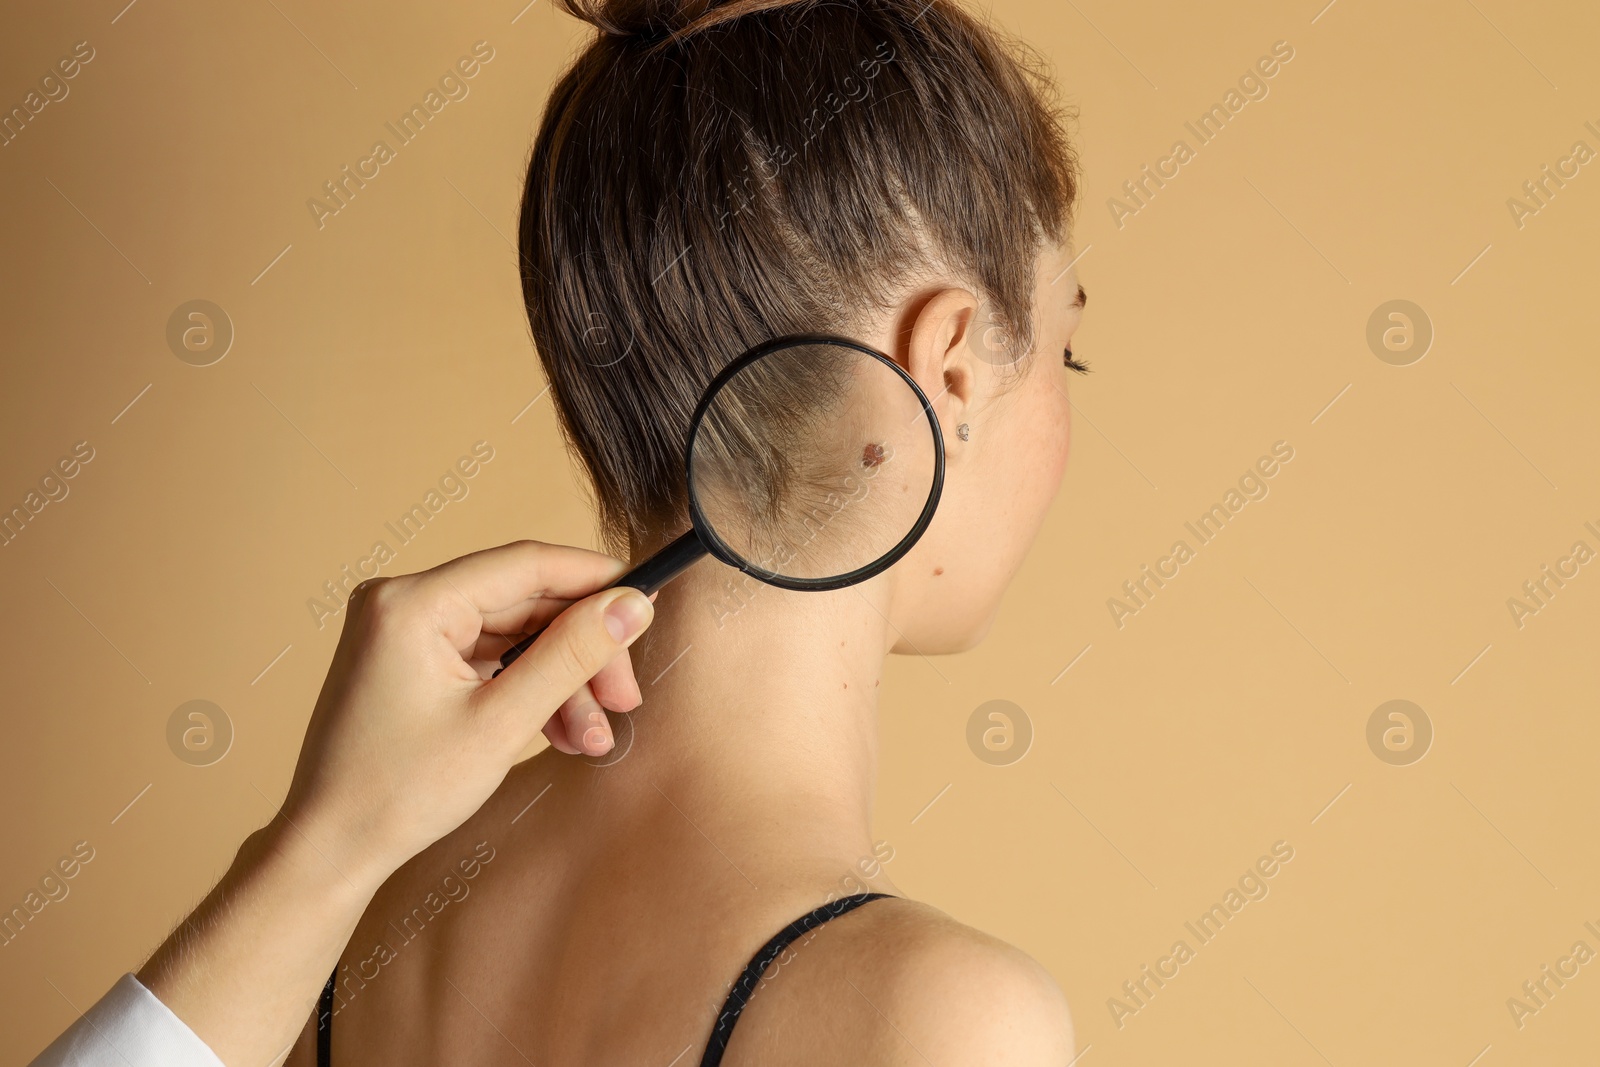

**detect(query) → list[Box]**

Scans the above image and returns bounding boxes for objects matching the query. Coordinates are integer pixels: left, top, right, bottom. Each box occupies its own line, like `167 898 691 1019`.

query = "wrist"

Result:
253 811 395 903
136 812 392 1066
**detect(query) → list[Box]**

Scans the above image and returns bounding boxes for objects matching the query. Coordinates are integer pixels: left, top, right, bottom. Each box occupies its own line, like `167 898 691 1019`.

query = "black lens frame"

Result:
685 334 946 592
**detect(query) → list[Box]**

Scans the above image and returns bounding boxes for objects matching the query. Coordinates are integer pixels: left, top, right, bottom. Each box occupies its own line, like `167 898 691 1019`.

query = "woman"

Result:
34 0 1088 1063
299 0 1087 1062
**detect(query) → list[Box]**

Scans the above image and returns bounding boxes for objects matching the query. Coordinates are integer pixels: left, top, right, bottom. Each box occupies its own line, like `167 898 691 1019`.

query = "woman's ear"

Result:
902 287 981 437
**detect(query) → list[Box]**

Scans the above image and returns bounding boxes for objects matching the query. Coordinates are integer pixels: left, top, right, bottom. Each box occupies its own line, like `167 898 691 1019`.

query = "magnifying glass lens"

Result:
688 340 941 585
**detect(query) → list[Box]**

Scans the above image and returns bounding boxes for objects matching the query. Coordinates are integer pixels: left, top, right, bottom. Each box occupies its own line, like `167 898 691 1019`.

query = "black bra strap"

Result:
699 892 892 1067
317 969 335 1067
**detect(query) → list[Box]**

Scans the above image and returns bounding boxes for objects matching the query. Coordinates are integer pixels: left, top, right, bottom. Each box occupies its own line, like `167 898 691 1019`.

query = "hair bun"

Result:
557 0 818 42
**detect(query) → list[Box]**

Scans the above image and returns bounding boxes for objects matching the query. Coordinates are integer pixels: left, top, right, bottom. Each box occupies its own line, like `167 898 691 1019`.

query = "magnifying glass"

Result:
495 335 945 676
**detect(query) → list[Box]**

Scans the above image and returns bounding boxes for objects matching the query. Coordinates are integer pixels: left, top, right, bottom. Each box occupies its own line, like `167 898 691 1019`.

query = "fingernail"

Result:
583 726 612 753
604 590 654 644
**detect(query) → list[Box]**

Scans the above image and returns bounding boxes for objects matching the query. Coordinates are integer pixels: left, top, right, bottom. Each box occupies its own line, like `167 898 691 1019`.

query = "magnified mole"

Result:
861 442 886 469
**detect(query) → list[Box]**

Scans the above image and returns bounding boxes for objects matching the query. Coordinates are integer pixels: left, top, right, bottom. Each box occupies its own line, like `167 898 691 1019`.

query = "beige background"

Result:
3 0 1598 1062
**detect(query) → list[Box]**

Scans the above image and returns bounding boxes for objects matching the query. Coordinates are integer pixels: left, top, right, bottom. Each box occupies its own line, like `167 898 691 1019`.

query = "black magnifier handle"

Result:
493 529 707 676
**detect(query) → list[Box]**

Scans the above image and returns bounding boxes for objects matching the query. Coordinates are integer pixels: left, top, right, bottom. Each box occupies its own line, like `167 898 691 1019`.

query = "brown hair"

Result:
519 0 1078 551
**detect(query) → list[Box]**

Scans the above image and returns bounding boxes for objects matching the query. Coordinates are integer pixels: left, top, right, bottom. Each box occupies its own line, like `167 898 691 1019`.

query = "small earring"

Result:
956 423 970 442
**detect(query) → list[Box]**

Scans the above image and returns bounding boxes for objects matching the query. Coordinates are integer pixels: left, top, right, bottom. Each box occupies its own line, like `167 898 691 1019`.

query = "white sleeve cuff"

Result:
28 973 226 1067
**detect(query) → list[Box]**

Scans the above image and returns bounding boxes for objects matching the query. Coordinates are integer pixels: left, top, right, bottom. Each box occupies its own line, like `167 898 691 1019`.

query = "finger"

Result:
464 570 659 661
589 649 642 713
542 712 581 755
476 587 654 737
419 541 628 648
468 621 533 665
558 683 613 755
464 595 586 663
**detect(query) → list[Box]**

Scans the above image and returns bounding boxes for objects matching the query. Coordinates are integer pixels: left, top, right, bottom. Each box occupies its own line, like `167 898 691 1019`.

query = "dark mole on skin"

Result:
862 442 886 469
933 567 944 576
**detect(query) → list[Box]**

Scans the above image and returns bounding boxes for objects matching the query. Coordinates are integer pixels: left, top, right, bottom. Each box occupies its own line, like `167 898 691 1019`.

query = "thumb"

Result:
479 586 654 728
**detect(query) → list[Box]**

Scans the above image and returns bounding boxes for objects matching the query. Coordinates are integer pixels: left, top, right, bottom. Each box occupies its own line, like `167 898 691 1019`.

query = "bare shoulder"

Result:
850 898 1075 1062
727 897 1075 1067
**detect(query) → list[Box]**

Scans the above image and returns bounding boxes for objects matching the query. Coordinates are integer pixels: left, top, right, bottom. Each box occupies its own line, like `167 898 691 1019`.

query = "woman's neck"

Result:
520 558 899 887
646 563 888 786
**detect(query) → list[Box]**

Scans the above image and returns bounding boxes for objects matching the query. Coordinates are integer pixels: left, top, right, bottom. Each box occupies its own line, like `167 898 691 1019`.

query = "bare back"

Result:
285 747 1070 1066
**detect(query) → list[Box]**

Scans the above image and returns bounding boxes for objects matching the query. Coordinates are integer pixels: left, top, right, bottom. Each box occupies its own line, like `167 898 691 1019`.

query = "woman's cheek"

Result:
1051 392 1073 483
1031 366 1074 490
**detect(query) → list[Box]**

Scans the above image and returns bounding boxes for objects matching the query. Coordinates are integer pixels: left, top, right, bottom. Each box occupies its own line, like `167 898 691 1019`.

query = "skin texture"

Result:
278 242 1088 1066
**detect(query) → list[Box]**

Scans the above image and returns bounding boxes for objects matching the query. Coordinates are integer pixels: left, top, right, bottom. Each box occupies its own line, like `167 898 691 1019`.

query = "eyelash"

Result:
1063 346 1090 375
